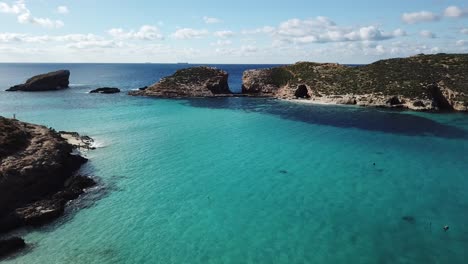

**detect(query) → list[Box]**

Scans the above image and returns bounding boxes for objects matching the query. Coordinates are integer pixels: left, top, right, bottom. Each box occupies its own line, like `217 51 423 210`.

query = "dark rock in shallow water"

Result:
0 237 26 258
6 70 70 92
138 86 148 91
0 117 95 234
402 216 415 223
90 87 121 94
279 170 288 174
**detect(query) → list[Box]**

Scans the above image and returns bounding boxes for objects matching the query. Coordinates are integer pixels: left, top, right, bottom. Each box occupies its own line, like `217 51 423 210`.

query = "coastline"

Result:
0 117 97 259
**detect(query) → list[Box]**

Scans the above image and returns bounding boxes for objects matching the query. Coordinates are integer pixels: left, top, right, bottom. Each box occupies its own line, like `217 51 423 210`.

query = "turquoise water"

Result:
1 65 468 263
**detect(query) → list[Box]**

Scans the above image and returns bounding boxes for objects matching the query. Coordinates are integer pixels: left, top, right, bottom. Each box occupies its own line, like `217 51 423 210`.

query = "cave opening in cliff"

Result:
295 85 310 99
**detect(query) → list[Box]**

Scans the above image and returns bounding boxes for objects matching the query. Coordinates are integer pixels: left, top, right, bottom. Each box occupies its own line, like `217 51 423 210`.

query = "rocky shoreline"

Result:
241 54 468 112
128 54 468 113
0 117 96 258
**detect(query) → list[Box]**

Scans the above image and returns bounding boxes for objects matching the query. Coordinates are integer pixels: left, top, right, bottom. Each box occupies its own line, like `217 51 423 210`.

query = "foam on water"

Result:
0 64 467 264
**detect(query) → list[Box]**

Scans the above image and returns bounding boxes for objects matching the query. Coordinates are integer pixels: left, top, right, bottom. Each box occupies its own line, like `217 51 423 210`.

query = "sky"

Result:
0 0 467 63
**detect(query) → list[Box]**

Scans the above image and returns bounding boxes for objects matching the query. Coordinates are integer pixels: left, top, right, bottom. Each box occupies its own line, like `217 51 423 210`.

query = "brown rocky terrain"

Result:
129 66 231 97
0 117 95 258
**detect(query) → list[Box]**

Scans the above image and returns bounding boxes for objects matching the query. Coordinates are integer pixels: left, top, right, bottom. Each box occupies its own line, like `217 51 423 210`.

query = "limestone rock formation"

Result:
129 66 231 97
6 70 70 92
241 54 468 112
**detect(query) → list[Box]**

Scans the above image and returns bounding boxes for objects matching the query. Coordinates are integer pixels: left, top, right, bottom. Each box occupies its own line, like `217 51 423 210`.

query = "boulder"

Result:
6 70 70 92
90 87 121 94
0 237 26 258
129 67 231 97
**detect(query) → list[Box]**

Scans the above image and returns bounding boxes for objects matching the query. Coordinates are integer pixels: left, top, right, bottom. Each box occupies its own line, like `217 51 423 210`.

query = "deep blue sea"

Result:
1 64 468 264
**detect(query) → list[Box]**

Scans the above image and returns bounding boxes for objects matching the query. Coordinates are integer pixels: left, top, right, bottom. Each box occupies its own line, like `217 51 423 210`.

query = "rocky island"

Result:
6 70 70 92
129 66 231 97
0 117 95 258
242 54 468 112
90 87 121 94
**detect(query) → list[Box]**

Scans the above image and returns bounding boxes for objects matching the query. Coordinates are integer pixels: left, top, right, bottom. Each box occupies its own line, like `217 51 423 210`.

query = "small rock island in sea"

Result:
129 66 231 97
90 87 121 94
6 70 70 92
0 117 95 258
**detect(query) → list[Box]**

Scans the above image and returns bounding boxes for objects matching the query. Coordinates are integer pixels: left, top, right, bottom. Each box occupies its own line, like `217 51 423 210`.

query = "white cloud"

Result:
456 40 468 46
108 25 164 40
171 28 209 39
241 45 258 53
393 28 407 37
0 33 102 43
245 17 405 46
241 26 275 35
203 16 222 24
402 11 439 24
462 28 468 34
211 39 232 46
66 40 120 50
0 0 64 28
444 6 468 18
0 0 26 14
420 30 436 38
18 12 64 28
57 5 69 14
214 30 234 38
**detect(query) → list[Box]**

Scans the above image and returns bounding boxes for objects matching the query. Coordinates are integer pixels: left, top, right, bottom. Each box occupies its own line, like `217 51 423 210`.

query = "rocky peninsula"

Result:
129 66 231 97
6 70 70 92
242 54 468 112
0 117 95 258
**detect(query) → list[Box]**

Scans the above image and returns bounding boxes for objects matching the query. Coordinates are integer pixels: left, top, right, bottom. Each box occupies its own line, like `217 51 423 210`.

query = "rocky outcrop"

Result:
241 54 468 112
90 87 121 94
129 66 231 98
6 70 70 92
0 117 95 239
0 237 25 258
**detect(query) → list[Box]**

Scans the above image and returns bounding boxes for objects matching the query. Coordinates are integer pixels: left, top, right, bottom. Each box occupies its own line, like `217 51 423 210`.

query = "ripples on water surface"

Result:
0 64 467 263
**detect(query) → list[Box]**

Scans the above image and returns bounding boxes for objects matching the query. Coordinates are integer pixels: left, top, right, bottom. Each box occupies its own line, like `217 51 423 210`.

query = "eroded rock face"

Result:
0 117 92 234
129 67 231 97
6 70 70 92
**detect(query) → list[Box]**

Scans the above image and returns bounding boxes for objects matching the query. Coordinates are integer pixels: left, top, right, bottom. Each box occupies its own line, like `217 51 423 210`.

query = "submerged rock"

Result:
90 87 121 94
6 70 70 92
129 66 231 98
0 237 26 258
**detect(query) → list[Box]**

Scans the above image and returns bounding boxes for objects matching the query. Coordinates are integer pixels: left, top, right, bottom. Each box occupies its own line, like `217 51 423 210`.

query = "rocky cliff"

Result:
6 70 70 92
0 117 95 257
242 54 468 112
129 66 231 97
